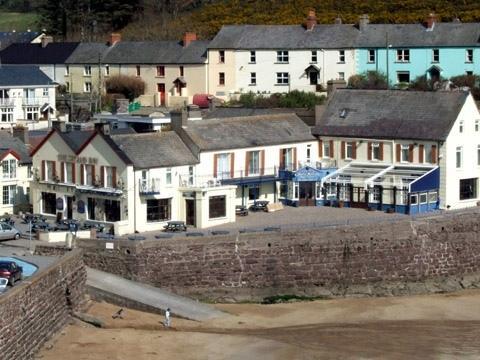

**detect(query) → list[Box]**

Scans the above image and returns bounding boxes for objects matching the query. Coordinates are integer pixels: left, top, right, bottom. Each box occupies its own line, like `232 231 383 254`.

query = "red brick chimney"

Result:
183 32 197 47
109 33 121 46
425 13 437 30
305 9 317 31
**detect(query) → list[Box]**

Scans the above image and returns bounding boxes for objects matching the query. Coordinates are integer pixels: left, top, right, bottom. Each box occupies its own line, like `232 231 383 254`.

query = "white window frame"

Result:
371 143 380 161
338 72 345 80
311 50 317 63
401 144 409 162
459 120 464 133
2 159 16 179
2 185 16 205
219 50 225 63
368 49 375 63
338 50 345 63
250 51 256 63
397 71 410 83
43 88 49 96
104 166 114 188
323 142 331 159
0 107 14 122
166 168 172 185
432 49 440 63
456 146 463 168
419 193 428 204
345 142 353 159
248 151 260 176
276 72 289 85
84 65 92 76
25 106 39 121
250 72 256 85
84 82 92 93
276 50 289 63
64 162 74 183
466 49 474 63
135 65 141 76
104 65 110 76
65 65 70 76
396 49 410 62
475 119 480 132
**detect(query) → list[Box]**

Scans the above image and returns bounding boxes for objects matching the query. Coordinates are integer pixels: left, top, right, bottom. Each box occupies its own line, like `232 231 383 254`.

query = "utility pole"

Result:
98 53 102 112
386 32 389 89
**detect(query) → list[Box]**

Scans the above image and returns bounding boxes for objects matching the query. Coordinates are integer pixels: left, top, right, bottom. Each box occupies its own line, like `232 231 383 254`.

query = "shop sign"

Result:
57 154 98 165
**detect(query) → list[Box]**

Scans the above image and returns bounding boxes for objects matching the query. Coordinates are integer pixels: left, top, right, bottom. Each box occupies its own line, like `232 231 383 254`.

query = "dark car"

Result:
0 261 23 286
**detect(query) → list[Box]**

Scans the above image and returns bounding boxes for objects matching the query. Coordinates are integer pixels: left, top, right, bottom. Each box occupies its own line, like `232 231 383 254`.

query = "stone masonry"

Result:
0 250 87 360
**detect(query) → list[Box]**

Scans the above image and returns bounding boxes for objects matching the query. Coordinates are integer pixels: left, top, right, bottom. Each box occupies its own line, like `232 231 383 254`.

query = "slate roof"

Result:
102 40 209 64
202 107 295 119
184 113 316 151
0 31 41 50
0 66 55 86
58 130 95 152
0 42 79 64
65 43 109 64
0 131 32 164
111 131 199 168
208 24 358 49
312 89 470 141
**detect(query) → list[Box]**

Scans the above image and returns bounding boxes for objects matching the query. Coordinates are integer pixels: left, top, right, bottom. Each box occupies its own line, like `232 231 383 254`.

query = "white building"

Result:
207 10 356 100
0 66 57 130
311 89 480 212
0 131 32 214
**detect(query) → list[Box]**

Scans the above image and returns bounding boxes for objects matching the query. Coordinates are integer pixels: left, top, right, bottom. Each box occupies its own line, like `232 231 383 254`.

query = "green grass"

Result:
0 11 39 31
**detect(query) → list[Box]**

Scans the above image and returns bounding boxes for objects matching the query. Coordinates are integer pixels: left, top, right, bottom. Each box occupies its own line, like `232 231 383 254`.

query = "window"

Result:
338 72 345 80
456 146 462 168
219 50 225 63
338 50 345 63
401 145 409 162
179 66 184 77
65 66 70 76
105 199 121 222
84 82 92 93
476 119 479 132
147 199 171 222
410 194 418 205
466 49 474 63
294 182 299 198
323 141 330 158
135 65 141 76
64 162 74 183
428 192 438 203
188 166 194 186
104 65 110 76
250 72 256 85
104 166 115 188
372 186 381 202
247 150 260 175
396 49 410 62
420 193 428 204
345 142 353 159
45 160 55 181
397 71 410 83
84 65 91 76
368 49 375 63
83 164 94 185
2 185 15 205
248 185 259 200
432 49 439 63
0 108 13 122
209 195 226 218
41 192 56 214
25 107 39 121
65 82 70 92
276 72 289 85
311 50 317 63
460 178 477 200
276 50 289 63
87 197 96 220
250 51 256 63
43 88 49 96
280 148 294 170
372 143 380 160
459 120 464 133
218 72 225 86
467 71 473 76
166 168 172 185
306 145 311 163
478 145 480 166
216 153 231 179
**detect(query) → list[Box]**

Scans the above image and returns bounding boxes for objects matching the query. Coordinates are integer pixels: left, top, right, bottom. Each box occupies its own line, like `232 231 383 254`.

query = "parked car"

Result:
0 278 8 293
0 261 23 286
0 222 21 240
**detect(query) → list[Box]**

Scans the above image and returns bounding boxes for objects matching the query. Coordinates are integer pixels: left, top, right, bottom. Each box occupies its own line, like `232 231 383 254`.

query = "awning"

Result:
76 185 123 196
40 103 54 112
305 64 320 73
173 76 187 86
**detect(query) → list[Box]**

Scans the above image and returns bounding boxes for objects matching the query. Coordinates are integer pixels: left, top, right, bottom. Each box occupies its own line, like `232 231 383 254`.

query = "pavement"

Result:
86 268 226 322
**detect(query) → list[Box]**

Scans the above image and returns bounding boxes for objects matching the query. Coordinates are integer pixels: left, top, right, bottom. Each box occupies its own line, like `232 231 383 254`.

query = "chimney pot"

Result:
109 33 121 46
41 36 53 48
183 32 197 47
305 9 317 31
426 13 437 30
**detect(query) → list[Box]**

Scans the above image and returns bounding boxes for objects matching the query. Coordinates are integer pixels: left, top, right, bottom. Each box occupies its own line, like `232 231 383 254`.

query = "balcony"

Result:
22 97 49 106
139 178 162 195
0 98 14 106
179 167 280 188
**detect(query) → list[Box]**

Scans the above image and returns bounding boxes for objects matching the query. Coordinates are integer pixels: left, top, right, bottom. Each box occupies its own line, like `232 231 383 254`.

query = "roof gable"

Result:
0 66 54 87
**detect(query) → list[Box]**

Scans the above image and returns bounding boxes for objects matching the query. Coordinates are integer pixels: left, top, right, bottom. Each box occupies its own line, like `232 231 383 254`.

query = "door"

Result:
310 72 318 85
185 199 195 226
299 182 315 206
66 197 73 219
157 83 165 106
351 186 368 209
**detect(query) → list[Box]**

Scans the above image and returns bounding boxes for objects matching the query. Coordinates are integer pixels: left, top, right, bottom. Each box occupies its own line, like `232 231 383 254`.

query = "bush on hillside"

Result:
347 71 388 90
105 75 145 101
233 90 325 109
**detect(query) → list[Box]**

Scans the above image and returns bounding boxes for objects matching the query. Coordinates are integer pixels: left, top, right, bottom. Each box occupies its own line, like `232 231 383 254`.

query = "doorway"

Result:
428 67 441 83
299 181 315 206
350 186 368 209
66 196 73 219
309 72 319 85
185 199 195 226
157 83 166 106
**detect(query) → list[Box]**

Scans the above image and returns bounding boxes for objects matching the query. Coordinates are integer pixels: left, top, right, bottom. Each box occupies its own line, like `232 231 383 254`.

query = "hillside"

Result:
0 11 39 31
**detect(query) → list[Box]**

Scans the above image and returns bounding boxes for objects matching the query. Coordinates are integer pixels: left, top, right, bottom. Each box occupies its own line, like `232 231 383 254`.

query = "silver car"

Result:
0 278 8 293
0 223 21 241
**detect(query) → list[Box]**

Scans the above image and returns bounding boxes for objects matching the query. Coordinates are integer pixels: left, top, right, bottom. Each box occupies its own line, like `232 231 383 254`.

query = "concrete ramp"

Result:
86 268 225 321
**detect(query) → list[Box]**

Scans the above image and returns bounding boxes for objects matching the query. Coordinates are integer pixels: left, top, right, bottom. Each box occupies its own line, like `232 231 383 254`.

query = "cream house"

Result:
311 89 480 213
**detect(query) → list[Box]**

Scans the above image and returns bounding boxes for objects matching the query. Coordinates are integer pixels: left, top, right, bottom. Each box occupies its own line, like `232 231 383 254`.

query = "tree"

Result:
347 71 388 90
106 75 146 101
450 74 480 99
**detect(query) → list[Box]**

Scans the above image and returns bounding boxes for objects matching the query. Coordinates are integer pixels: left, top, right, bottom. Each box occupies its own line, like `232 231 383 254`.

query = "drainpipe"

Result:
133 168 137 233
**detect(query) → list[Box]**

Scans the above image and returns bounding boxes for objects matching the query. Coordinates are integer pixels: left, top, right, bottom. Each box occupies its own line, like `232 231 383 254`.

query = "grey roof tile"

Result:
0 42 79 64
0 66 54 86
65 43 109 64
312 89 469 141
185 113 316 151
111 131 199 168
0 131 31 164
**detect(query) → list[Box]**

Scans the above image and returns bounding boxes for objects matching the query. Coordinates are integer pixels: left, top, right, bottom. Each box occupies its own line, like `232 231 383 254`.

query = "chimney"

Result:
183 32 197 47
41 35 53 48
334 17 342 25
109 33 121 46
425 13 437 30
305 9 317 31
12 126 29 145
51 120 67 133
170 107 188 132
359 14 369 31
94 122 111 135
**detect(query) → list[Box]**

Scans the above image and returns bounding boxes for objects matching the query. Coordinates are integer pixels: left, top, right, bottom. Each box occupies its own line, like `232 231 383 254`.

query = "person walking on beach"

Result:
164 308 171 328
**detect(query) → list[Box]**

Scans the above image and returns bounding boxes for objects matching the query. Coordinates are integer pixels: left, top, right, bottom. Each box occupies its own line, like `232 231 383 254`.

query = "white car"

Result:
0 278 8 293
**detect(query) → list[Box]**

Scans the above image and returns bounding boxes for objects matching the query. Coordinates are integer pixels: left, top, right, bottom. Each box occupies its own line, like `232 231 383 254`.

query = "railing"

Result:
139 178 162 194
0 98 14 106
22 97 49 106
297 160 337 169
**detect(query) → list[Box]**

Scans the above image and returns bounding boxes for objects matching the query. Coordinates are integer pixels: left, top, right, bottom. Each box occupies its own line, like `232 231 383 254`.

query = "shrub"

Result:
105 75 146 101
232 90 325 109
347 71 388 90
450 74 480 99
